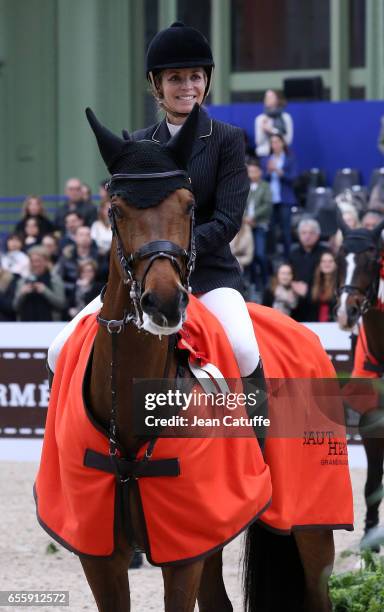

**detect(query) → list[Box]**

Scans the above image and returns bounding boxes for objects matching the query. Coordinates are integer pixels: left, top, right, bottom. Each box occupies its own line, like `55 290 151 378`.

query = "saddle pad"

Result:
34 304 271 564
178 299 353 533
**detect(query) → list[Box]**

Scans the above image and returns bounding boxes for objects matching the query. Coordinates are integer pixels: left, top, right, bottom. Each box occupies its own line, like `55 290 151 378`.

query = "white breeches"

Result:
197 288 260 376
47 288 260 377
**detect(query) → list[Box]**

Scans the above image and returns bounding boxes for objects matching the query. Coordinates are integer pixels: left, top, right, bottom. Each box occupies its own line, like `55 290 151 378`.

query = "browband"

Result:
108 170 190 184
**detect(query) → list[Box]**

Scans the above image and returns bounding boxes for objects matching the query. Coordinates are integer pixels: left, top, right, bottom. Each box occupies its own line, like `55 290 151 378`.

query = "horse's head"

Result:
86 105 200 335
335 219 384 330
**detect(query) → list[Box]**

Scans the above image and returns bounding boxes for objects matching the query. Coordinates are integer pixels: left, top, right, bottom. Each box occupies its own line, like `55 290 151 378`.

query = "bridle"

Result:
337 247 381 317
96 170 196 465
98 170 196 331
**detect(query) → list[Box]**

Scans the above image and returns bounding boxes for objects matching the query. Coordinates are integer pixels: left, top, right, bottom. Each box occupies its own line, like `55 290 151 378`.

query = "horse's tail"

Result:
243 522 306 612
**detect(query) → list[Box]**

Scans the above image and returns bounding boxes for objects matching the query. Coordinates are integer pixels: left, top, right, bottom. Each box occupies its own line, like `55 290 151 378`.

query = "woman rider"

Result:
48 22 261 382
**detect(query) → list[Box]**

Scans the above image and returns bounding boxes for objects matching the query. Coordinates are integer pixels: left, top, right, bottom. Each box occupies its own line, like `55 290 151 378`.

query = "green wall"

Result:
0 0 145 197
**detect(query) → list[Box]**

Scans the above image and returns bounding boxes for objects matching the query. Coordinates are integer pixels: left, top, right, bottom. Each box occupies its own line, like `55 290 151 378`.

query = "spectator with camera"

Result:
255 89 293 158
13 246 66 321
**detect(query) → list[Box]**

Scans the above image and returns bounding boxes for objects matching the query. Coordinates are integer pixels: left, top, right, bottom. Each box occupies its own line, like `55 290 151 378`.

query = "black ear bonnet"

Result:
85 104 200 209
341 221 384 254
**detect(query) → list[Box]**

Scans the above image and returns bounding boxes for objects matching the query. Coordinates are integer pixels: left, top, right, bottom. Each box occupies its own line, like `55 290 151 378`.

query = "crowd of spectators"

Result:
230 88 384 322
0 178 111 322
1 90 384 324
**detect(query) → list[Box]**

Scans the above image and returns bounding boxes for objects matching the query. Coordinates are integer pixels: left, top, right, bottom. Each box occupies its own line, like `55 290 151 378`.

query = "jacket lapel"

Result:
151 120 171 144
151 108 212 160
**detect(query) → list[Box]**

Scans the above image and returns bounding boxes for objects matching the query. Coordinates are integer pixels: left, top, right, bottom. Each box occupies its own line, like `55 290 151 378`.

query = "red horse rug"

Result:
34 297 353 565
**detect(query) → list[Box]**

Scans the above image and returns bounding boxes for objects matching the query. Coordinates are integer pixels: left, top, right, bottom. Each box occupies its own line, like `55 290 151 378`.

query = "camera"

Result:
25 275 38 284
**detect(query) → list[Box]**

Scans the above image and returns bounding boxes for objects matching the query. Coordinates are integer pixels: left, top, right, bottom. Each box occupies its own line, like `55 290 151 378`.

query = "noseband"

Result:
98 170 196 331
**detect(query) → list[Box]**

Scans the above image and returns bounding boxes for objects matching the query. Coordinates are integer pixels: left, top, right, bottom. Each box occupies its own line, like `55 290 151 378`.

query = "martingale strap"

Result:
84 449 180 479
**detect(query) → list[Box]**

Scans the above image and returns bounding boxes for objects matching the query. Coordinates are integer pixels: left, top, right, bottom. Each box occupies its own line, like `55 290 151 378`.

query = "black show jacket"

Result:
132 108 248 294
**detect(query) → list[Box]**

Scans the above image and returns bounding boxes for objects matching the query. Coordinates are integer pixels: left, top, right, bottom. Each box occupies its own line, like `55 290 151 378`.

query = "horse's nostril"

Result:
348 305 360 321
179 290 189 310
141 292 158 313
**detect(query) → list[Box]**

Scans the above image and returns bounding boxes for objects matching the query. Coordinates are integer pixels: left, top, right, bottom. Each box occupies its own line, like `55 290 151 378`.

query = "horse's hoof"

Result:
130 551 143 569
360 525 383 553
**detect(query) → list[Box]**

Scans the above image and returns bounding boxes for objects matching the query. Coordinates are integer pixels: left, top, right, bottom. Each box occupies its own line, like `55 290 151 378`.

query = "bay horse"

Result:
79 105 235 611
35 104 352 612
336 218 384 549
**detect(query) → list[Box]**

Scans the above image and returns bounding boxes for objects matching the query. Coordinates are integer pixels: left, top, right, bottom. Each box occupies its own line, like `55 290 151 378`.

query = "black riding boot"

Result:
243 359 268 454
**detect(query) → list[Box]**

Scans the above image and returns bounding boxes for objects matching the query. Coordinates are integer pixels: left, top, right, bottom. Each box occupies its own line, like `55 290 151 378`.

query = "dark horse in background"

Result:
36 104 348 612
336 218 384 549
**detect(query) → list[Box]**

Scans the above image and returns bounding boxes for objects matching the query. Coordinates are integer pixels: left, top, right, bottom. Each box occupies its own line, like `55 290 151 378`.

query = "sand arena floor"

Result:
0 462 375 612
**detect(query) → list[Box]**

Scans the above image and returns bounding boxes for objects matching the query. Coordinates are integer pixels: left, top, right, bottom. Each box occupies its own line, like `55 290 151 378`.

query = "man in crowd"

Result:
56 226 99 302
54 178 97 232
58 211 85 251
289 218 327 321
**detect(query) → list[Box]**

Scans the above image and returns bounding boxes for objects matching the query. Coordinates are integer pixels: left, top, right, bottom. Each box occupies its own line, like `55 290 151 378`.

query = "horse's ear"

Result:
165 103 200 170
85 107 126 169
122 129 131 141
336 205 350 236
372 218 384 241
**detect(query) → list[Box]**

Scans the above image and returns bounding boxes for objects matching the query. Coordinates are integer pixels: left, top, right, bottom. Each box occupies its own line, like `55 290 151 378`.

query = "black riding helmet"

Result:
146 21 214 98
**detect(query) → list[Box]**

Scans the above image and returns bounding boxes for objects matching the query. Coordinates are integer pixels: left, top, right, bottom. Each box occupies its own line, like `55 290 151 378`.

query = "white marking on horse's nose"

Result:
337 253 356 325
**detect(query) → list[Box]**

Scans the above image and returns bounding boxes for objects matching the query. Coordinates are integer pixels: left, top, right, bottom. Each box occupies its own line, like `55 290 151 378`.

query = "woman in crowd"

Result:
0 259 17 321
263 262 298 317
41 234 61 264
23 217 42 250
311 251 337 322
0 233 30 278
262 133 297 260
14 195 54 239
90 200 112 255
13 246 66 321
230 216 254 271
255 89 293 158
68 259 103 319
338 201 361 230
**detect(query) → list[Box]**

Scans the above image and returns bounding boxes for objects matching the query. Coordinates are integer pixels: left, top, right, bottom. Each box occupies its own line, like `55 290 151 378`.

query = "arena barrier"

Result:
0 321 354 441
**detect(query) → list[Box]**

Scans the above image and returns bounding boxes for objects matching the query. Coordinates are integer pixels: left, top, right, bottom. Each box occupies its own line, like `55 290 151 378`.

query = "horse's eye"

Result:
186 202 195 215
